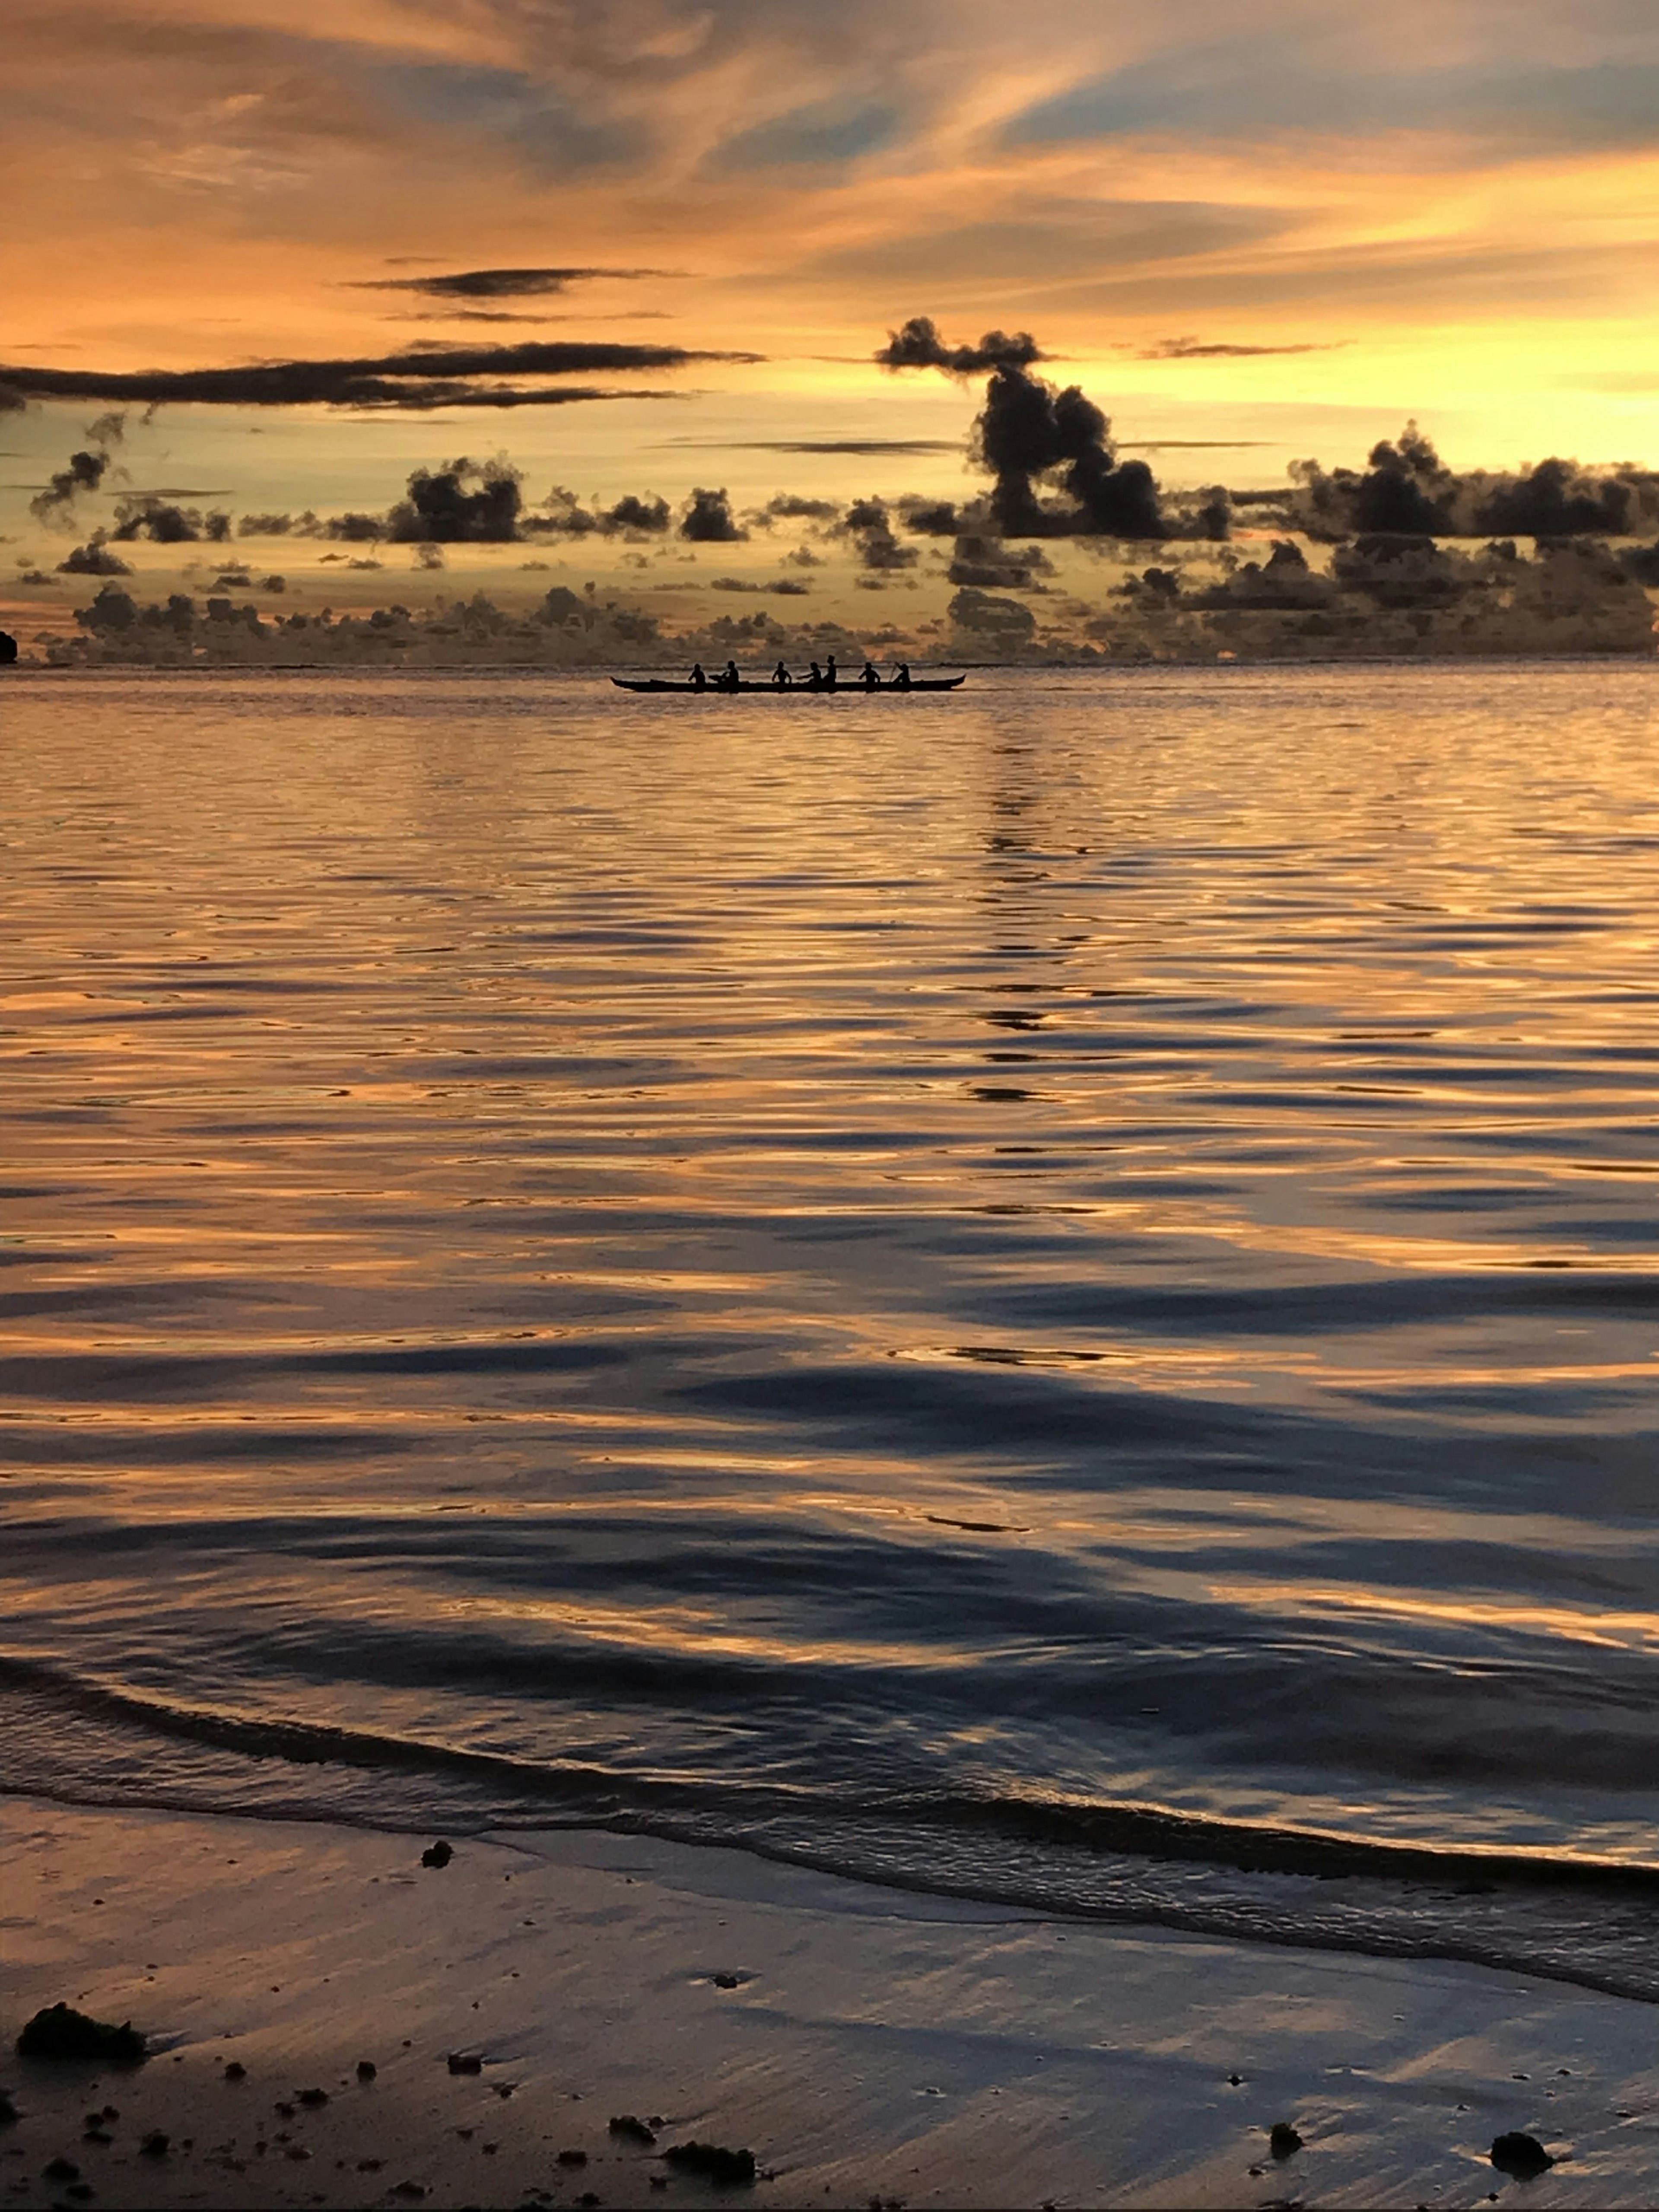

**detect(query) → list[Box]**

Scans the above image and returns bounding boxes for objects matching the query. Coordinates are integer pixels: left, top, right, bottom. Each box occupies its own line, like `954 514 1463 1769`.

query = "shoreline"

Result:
4 1792 1657 2209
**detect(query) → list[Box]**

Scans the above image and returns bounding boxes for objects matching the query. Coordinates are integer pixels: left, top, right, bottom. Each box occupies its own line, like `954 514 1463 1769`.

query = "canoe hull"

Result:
612 677 965 693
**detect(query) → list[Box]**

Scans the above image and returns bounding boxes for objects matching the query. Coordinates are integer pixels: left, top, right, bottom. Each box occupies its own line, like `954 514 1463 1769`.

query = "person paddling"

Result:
690 661 707 690
720 658 740 690
860 661 881 689
805 660 824 689
823 654 838 690
892 661 912 689
772 660 793 688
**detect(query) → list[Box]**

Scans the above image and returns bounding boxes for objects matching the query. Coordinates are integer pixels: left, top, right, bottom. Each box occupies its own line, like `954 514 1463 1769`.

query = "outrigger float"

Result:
613 675 965 693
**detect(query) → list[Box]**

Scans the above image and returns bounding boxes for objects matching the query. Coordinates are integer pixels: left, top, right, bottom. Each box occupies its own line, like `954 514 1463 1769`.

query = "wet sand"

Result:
3 1794 1657 2208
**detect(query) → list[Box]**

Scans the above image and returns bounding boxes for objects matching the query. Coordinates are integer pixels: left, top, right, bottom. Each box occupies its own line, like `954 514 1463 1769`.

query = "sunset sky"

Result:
6 0 1659 570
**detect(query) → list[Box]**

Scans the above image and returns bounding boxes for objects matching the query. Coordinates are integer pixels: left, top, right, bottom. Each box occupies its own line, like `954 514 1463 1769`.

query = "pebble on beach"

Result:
1269 2121 1304 2158
421 1841 454 1869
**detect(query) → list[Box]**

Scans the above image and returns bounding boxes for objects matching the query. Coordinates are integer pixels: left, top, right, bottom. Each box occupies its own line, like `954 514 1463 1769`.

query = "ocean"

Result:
7 661 1659 1997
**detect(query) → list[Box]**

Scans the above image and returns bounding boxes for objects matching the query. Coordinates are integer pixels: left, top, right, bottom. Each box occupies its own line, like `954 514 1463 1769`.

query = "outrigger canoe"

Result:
612 676 966 693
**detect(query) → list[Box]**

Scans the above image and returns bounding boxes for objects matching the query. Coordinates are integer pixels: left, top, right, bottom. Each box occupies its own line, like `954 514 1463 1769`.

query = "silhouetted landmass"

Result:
0 629 18 664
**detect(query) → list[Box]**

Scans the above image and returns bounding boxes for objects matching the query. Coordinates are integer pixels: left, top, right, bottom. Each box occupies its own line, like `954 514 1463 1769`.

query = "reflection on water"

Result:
6 663 1659 1990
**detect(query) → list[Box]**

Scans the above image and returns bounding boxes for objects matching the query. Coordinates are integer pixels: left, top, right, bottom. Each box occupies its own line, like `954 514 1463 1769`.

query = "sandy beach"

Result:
3 1793 1656 2210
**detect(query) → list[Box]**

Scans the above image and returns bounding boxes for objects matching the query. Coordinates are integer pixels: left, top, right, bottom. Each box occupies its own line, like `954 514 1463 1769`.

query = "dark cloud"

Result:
897 499 962 535
838 496 918 571
111 496 232 543
57 534 131 576
386 458 523 542
352 266 672 300
876 315 1042 375
1283 425 1659 540
765 493 840 520
29 410 124 524
393 309 674 324
529 486 673 537
0 340 760 410
1139 337 1343 359
946 534 1054 589
880 313 1166 538
709 576 811 594
975 362 1166 539
668 437 959 456
680 487 747 543
1476 457 1635 537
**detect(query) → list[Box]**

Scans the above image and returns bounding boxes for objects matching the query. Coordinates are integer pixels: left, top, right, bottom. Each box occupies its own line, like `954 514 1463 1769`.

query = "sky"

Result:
6 0 1659 611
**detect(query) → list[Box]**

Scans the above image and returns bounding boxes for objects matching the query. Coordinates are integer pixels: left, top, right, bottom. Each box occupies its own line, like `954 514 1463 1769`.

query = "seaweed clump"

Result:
16 2007 146 2063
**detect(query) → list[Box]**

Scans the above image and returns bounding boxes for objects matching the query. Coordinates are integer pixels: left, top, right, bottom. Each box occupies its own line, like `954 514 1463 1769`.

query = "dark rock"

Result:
16 2007 146 2063
296 2088 329 2108
81 2130 112 2146
224 2062 247 2082
138 2131 169 2157
390 2183 426 2200
44 2158 81 2181
0 632 17 665
1491 2132 1554 2179
275 2101 296 2119
577 2195 602 2209
421 1841 454 1869
1269 2121 1304 2158
0 2091 16 2124
358 2158 384 2171
557 2148 588 2166
662 2141 757 2185
609 2116 658 2146
356 2061 378 2082
711 1973 741 1990
447 2053 483 2075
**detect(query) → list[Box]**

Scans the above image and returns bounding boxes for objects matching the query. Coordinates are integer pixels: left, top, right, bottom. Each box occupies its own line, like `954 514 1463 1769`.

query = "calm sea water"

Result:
7 663 1659 1993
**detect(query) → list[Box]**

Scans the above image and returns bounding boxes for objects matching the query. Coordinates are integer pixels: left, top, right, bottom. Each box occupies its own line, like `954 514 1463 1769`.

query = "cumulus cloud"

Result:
29 411 125 524
1283 425 1659 539
530 486 672 537
386 457 524 541
882 314 1166 539
764 493 840 520
57 534 131 575
838 496 918 571
680 486 746 542
111 495 231 543
876 315 1043 375
0 340 760 410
